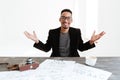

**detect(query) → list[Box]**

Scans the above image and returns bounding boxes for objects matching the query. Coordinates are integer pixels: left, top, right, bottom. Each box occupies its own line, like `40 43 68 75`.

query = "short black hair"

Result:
61 9 72 15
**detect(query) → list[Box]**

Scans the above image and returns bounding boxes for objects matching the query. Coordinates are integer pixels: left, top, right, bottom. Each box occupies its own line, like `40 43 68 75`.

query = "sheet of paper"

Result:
33 59 76 80
30 59 112 80
0 59 112 80
72 63 112 80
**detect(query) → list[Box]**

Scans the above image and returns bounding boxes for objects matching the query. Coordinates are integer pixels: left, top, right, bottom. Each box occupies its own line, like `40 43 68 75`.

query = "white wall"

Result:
82 0 120 57
97 0 120 56
0 0 86 57
0 0 120 57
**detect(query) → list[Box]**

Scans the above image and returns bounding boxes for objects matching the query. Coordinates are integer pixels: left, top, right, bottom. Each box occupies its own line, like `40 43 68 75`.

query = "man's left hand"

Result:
90 31 106 45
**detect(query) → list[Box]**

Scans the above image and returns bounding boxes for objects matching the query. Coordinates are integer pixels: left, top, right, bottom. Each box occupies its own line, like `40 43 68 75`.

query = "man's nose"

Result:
64 19 68 22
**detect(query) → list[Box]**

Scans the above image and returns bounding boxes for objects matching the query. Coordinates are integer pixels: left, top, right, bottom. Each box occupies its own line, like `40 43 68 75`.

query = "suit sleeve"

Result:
33 30 52 52
77 29 95 51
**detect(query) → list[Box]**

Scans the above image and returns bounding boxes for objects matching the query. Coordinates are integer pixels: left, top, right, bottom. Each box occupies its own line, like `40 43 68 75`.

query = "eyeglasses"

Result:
60 16 72 21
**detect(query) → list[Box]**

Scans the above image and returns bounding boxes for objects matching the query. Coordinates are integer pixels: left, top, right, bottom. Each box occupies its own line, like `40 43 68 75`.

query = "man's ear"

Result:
71 18 73 22
59 18 61 22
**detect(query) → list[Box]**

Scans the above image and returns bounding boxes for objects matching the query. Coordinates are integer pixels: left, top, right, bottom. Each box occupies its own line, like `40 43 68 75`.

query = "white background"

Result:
0 0 120 57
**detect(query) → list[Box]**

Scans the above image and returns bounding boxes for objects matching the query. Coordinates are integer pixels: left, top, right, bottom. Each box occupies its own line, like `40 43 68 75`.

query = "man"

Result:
24 9 105 57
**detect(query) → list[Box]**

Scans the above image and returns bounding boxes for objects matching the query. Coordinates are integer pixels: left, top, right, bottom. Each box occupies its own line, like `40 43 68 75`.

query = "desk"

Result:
0 57 120 80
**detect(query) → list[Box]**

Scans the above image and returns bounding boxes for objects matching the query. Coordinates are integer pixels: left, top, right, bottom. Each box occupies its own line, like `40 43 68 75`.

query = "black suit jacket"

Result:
34 27 95 57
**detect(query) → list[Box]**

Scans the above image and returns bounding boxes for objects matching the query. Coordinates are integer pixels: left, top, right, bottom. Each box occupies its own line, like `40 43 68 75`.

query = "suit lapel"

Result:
69 28 73 46
56 28 60 47
54 27 61 56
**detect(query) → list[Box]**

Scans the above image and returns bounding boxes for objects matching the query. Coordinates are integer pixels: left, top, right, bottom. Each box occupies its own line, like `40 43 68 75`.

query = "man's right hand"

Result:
24 31 39 43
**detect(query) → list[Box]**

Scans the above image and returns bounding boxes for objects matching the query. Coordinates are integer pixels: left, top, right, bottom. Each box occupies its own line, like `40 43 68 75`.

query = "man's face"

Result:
59 12 72 29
